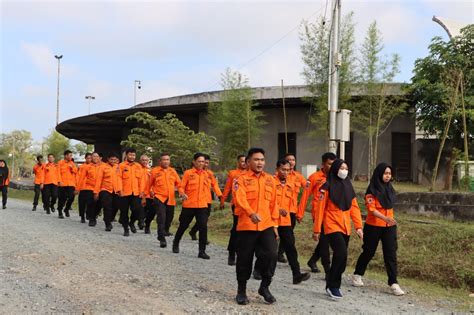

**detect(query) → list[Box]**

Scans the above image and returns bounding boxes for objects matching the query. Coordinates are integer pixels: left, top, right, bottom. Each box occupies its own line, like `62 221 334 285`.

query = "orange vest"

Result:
79 163 99 191
142 165 152 199
119 161 145 197
42 162 62 185
179 168 211 209
33 163 45 185
94 163 122 194
297 170 327 220
287 170 306 213
58 159 78 187
222 169 246 205
365 194 395 227
150 166 181 206
234 171 279 231
205 169 222 204
274 176 295 227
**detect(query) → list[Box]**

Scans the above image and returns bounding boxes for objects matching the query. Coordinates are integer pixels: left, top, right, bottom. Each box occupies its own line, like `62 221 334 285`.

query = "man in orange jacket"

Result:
32 155 45 211
76 153 92 223
220 154 247 266
173 152 212 259
148 153 181 247
118 148 145 237
41 153 62 214
94 152 122 232
57 150 78 219
297 152 336 274
233 147 279 305
137 154 152 232
77 152 100 226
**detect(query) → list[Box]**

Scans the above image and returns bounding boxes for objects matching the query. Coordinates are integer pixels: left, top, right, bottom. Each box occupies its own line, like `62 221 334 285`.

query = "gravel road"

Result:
1 198 452 314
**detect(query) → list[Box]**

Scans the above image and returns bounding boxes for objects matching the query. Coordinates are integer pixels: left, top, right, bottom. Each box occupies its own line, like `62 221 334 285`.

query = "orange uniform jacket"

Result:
76 163 90 191
0 170 10 186
179 168 211 209
58 160 78 187
119 161 145 197
222 169 246 205
33 163 45 185
42 162 62 185
313 188 363 235
142 166 152 199
297 170 327 220
274 177 295 227
234 171 279 232
205 169 222 204
365 194 395 227
78 163 99 191
287 170 306 213
150 166 181 206
94 163 122 194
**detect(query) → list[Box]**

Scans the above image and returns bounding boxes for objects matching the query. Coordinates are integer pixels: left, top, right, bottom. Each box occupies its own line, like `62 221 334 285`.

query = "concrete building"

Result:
57 84 421 181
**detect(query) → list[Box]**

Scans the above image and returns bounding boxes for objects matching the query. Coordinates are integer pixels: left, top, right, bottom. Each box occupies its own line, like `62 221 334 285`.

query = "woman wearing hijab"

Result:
351 162 405 296
0 160 10 209
312 159 363 299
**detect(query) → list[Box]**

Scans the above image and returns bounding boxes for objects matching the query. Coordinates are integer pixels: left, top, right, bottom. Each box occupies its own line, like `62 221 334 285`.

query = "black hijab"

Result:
323 158 356 211
0 160 9 186
366 162 396 209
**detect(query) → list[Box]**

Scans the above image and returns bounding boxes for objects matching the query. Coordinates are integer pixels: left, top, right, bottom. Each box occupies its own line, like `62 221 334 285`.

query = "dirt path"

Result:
0 198 450 314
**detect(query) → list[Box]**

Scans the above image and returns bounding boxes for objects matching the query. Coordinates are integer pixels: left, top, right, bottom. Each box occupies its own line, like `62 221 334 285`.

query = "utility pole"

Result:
85 96 95 115
281 79 288 153
328 0 341 154
54 55 63 125
134 80 141 106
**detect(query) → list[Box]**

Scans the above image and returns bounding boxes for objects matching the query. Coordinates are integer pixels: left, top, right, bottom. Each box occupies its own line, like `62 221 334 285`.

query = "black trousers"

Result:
81 190 96 221
118 195 141 228
78 190 88 219
355 224 398 285
189 204 211 236
174 207 209 251
130 198 146 226
43 184 58 210
95 198 103 219
227 205 239 255
58 186 75 211
278 212 297 256
309 225 331 273
276 226 301 277
1 186 7 207
33 184 44 207
236 227 278 284
99 191 120 226
148 198 174 240
326 232 350 289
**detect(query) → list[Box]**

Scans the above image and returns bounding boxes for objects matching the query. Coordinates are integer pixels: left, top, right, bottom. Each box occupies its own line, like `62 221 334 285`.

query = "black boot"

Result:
258 281 276 304
129 222 137 233
172 240 179 253
198 251 210 260
144 225 151 234
58 209 64 219
164 230 173 237
293 272 311 284
228 252 236 266
159 239 167 248
64 209 70 217
51 207 55 213
81 216 86 223
307 257 321 273
105 223 113 232
46 208 51 214
32 206 37 211
88 219 96 227
123 226 130 237
138 219 144 230
235 281 249 305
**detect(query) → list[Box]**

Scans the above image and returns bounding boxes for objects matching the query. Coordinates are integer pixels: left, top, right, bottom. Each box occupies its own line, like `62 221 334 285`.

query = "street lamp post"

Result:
54 54 63 125
134 80 141 106
85 96 95 115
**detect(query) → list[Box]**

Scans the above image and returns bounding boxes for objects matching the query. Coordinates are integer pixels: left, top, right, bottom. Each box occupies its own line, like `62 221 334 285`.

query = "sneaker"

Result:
390 283 405 296
351 274 364 287
326 287 343 299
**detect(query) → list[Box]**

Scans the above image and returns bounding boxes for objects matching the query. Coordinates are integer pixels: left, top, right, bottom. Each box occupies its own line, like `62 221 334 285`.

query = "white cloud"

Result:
21 43 56 76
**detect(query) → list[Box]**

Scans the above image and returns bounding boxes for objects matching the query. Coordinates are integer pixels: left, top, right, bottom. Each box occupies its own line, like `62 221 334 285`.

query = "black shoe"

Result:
2 205 6 209
144 226 151 234
138 221 144 230
258 286 276 304
277 253 287 263
105 224 113 232
228 253 236 266
198 251 210 259
58 214 65 219
129 223 137 233
189 231 197 241
51 207 55 213
88 220 96 227
253 269 262 280
81 217 86 223
307 261 321 273
65 209 70 217
236 293 249 305
123 229 130 237
165 231 173 237
46 209 51 214
160 240 167 248
293 272 311 284
172 241 179 253
32 206 37 211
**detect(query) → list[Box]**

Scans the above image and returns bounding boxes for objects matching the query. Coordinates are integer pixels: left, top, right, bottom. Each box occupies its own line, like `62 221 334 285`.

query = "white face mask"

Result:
338 169 349 180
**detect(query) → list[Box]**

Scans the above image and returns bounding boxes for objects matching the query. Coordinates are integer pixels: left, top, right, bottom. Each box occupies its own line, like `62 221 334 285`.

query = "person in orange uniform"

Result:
233 148 279 305
276 153 306 263
118 148 145 237
57 150 78 219
77 152 100 226
297 152 336 274
272 159 311 285
220 154 247 266
76 153 92 223
32 155 45 211
351 163 405 296
94 152 122 232
148 153 181 248
313 158 363 299
41 154 62 214
133 154 151 231
173 153 212 259
0 160 10 209
189 154 222 242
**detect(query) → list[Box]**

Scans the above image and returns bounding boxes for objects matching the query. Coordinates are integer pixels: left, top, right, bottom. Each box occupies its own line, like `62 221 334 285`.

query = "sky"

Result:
1 0 472 144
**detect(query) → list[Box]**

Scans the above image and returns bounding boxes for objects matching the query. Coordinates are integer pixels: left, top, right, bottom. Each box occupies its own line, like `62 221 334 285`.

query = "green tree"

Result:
207 68 266 169
73 142 93 156
121 112 217 172
44 130 71 160
409 25 473 190
0 130 34 178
